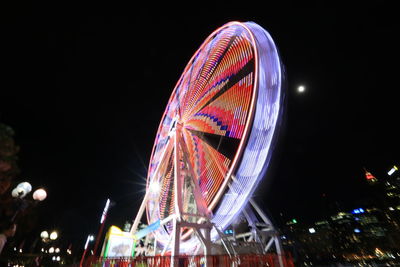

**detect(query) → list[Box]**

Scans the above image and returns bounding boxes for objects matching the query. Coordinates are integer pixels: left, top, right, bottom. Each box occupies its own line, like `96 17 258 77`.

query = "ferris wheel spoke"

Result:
191 58 254 117
181 31 240 120
186 128 240 160
149 134 174 181
177 130 210 217
173 86 183 119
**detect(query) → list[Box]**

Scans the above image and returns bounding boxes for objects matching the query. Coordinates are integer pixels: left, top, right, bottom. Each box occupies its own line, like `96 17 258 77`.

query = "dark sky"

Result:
1 3 398 248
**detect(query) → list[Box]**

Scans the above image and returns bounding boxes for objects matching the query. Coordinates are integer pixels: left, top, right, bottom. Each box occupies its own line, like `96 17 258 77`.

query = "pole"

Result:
79 235 93 267
92 199 111 256
92 221 106 257
79 248 88 267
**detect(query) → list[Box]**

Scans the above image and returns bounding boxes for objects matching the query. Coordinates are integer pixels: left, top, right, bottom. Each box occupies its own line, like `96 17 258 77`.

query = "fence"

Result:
86 253 294 267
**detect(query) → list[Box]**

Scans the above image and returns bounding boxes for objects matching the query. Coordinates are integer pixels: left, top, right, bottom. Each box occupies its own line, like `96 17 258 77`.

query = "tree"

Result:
0 123 20 220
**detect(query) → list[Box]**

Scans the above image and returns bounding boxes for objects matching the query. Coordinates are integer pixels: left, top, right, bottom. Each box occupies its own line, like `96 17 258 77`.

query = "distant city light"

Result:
308 228 316 234
365 170 376 180
354 228 361 233
297 85 305 93
388 165 398 176
292 219 297 224
352 208 365 214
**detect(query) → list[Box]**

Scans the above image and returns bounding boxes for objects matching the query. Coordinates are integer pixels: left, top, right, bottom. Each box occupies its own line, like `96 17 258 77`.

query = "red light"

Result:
365 171 375 180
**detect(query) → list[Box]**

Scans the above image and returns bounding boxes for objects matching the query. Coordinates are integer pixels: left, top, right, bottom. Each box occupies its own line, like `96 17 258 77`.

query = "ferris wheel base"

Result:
132 199 285 267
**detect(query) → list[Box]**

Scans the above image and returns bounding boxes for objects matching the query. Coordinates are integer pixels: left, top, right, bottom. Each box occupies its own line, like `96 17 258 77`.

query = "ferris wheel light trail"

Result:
139 21 284 253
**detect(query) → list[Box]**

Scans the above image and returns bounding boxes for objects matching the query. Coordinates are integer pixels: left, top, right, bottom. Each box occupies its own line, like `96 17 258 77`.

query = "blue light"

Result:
354 228 361 233
224 229 234 235
352 208 365 214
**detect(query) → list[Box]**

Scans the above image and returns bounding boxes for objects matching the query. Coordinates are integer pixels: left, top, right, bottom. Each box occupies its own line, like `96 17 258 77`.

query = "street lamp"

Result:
50 231 58 240
33 188 47 201
388 165 398 176
10 182 47 222
40 231 49 240
11 182 32 198
80 234 95 267
11 181 47 201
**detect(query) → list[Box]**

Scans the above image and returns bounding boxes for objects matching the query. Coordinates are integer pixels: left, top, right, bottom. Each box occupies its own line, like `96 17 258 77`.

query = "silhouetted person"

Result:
0 222 16 266
0 222 16 254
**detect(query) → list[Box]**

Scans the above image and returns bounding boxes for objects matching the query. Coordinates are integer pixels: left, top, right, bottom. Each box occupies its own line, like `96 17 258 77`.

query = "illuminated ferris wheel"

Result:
131 21 284 256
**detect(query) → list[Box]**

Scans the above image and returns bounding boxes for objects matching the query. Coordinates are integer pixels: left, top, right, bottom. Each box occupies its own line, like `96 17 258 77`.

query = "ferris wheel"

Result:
131 21 284 255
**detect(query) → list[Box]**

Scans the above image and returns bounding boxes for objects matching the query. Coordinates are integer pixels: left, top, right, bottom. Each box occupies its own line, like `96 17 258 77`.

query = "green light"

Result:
292 219 297 224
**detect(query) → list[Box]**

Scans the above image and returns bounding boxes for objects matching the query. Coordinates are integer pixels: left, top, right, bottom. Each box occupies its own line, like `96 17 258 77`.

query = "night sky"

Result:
1 3 398 248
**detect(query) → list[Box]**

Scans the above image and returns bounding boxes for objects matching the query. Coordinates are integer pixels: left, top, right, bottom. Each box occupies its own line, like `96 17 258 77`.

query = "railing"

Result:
86 253 294 267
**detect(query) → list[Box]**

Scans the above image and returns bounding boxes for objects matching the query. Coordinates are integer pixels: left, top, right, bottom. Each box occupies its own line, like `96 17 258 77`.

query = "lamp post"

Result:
10 181 47 222
39 229 60 265
79 234 94 267
92 198 111 256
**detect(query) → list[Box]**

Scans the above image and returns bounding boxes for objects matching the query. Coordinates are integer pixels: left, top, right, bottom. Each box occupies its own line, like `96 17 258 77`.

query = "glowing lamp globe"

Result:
33 188 47 201
11 182 32 198
17 182 32 193
50 231 58 240
40 230 49 239
11 188 22 198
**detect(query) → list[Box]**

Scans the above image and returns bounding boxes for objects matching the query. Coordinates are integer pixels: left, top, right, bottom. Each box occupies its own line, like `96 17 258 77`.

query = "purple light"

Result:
210 22 283 239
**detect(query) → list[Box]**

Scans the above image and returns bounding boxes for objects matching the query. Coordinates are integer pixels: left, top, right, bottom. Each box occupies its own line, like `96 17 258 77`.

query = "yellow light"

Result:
110 225 123 234
50 231 58 240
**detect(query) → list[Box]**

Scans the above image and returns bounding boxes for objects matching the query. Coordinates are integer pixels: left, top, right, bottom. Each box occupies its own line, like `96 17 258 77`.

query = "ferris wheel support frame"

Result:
170 126 214 266
130 128 216 266
244 199 284 267
130 130 284 267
